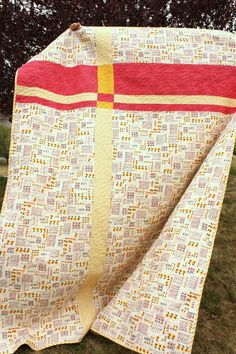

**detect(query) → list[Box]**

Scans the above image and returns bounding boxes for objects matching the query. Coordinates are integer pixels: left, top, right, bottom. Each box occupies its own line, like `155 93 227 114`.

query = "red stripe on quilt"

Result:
16 61 236 113
97 93 114 101
16 95 97 110
17 61 98 95
114 63 236 98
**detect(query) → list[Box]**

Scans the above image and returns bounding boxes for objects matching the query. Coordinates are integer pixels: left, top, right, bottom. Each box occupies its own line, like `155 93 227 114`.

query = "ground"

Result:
0 157 235 354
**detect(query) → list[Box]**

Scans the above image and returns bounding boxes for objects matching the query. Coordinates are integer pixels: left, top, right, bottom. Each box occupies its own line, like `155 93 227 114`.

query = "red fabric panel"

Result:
114 63 236 98
17 61 97 95
97 93 114 102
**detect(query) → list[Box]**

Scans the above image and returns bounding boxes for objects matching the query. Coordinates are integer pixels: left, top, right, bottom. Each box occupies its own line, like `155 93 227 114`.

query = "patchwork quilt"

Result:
0 26 235 354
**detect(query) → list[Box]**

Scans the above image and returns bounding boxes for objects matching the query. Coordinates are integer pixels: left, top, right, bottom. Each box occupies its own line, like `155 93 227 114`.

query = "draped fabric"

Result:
0 26 235 354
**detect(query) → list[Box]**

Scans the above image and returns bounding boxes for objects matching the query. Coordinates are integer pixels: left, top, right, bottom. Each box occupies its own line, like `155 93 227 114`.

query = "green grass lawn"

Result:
0 158 236 354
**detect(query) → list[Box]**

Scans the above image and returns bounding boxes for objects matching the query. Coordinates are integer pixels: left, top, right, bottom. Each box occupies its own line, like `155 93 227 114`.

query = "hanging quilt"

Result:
0 26 235 354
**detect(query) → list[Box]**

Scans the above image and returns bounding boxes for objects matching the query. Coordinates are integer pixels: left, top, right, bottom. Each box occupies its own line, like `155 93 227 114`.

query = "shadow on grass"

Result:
15 333 133 354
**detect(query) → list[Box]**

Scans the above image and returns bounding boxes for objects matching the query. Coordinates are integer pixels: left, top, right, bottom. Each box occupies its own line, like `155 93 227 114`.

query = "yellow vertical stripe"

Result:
97 101 113 109
98 64 114 93
77 27 114 333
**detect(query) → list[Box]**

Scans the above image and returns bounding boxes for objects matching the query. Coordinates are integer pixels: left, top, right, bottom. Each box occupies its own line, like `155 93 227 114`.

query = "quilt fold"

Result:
0 26 235 354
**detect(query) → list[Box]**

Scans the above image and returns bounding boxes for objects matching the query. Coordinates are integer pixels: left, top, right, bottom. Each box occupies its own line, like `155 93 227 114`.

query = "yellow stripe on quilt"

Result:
15 85 97 103
114 94 236 107
98 64 114 94
76 27 114 333
15 86 236 109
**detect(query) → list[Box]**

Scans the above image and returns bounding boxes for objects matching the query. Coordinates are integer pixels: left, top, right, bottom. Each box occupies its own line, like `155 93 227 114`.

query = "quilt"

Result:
0 25 235 354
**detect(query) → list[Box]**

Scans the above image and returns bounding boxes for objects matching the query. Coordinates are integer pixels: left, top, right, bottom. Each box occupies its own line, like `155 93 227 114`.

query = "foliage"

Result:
0 0 236 119
0 124 11 163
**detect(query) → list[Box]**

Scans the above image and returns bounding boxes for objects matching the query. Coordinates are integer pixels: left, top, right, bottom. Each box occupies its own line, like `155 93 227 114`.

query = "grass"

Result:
0 157 235 354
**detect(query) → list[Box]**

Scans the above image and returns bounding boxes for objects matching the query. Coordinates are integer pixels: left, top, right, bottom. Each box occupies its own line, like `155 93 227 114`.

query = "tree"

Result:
0 0 235 120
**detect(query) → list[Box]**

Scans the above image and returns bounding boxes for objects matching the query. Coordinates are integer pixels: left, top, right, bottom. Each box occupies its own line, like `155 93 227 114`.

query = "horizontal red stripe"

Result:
17 61 97 95
16 95 96 110
97 93 114 102
114 63 236 98
16 95 235 114
17 61 236 100
113 103 236 114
